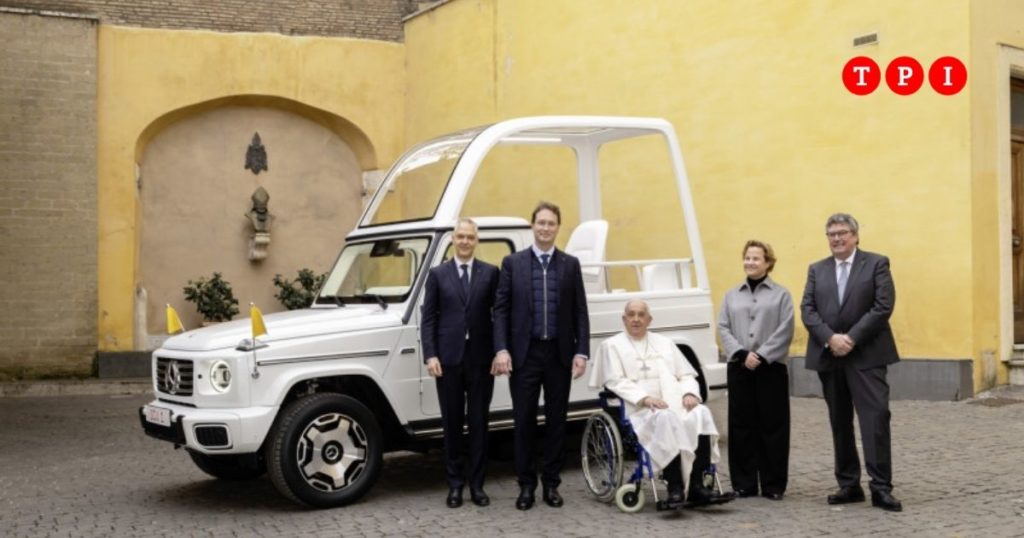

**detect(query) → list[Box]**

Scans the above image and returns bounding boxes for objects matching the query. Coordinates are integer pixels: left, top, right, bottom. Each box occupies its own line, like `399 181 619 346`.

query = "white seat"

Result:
641 263 681 291
565 219 609 293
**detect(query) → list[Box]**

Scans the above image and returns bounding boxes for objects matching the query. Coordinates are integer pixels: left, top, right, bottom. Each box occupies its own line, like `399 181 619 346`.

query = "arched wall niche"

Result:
135 94 378 171
135 96 372 345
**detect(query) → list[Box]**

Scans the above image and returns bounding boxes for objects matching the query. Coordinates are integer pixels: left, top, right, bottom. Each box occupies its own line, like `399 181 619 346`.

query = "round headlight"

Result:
210 360 232 393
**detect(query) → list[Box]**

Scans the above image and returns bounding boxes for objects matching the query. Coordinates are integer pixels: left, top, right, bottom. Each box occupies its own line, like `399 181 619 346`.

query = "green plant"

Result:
273 268 327 310
183 272 239 322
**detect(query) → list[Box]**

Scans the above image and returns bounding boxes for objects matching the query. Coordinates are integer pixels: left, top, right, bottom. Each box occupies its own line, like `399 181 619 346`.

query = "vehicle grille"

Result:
156 357 194 396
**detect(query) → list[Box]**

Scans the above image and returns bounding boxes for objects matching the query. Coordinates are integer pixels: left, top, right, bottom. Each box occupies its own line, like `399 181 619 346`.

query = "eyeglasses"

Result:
825 230 852 239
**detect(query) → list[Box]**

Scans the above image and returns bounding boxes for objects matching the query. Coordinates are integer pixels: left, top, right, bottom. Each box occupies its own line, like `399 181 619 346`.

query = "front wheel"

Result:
615 483 645 513
265 393 383 508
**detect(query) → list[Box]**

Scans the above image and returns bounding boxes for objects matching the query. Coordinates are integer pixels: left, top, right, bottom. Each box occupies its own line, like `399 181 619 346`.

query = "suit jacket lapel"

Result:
822 260 840 314
555 248 568 287
448 260 467 304
518 250 533 313
467 262 484 307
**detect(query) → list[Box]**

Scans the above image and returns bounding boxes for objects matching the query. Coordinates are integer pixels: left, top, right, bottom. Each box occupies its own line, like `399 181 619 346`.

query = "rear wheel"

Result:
266 393 383 508
581 411 623 502
187 450 265 480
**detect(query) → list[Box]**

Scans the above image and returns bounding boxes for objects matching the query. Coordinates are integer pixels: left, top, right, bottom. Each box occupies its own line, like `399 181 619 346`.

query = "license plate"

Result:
144 405 172 427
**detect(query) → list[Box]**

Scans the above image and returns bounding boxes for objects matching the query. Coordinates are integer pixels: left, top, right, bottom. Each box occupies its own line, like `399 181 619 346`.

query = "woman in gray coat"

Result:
718 240 795 500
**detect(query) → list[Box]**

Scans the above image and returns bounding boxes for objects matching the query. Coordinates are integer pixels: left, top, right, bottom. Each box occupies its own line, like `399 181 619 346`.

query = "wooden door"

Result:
1013 139 1024 342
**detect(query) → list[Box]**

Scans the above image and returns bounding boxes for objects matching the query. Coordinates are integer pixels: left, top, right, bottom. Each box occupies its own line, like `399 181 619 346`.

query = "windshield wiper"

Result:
317 295 346 307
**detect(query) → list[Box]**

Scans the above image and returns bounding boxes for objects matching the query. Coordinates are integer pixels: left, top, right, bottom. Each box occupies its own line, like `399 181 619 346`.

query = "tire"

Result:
614 483 645 513
581 411 624 502
187 450 266 480
265 393 383 508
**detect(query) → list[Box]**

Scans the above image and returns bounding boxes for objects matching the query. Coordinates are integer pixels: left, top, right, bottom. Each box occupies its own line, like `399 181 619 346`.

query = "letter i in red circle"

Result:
929 56 967 95
843 56 881 95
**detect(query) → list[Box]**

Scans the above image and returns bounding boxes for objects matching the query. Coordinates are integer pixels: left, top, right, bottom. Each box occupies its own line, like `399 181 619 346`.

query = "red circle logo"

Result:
885 56 925 95
842 56 881 95
928 56 967 95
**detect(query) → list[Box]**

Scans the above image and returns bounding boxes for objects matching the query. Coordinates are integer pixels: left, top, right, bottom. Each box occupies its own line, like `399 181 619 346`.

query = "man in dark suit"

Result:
421 218 500 509
492 201 589 510
801 212 902 512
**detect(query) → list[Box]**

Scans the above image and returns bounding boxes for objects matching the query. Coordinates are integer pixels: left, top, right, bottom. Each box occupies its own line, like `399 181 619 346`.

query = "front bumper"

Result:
138 400 278 454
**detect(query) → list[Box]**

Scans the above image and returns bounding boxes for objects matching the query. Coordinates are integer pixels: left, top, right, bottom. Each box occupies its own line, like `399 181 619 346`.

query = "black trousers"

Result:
436 343 495 490
727 360 791 495
510 339 571 489
663 434 712 495
818 364 893 493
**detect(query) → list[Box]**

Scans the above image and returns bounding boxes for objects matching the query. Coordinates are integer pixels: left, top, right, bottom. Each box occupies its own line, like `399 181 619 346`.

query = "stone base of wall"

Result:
789 357 974 401
0 360 94 382
96 352 152 379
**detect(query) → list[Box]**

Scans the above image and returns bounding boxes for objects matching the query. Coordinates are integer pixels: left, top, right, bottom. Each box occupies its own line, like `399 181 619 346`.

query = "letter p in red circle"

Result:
843 56 880 95
885 56 924 95
929 56 967 95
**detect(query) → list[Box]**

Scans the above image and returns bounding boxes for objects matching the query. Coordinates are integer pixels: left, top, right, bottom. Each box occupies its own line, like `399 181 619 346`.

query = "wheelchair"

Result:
581 390 729 513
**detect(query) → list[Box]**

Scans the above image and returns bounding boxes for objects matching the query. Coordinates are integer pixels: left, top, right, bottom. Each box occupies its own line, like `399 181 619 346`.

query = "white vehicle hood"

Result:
160 306 401 352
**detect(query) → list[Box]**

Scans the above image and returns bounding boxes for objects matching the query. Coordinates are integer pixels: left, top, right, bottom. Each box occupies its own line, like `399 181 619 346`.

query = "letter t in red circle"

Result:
843 56 881 95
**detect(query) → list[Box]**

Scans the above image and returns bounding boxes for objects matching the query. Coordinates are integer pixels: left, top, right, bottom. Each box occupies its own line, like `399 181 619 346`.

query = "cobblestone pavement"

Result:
1 391 1023 538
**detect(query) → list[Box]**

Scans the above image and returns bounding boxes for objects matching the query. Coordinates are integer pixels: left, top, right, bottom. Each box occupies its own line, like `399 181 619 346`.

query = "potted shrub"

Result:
273 268 326 310
183 272 239 324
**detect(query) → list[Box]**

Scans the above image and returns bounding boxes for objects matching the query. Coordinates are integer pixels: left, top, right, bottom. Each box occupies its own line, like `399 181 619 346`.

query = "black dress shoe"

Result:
515 487 535 510
446 487 463 508
470 488 490 507
763 492 784 501
733 488 757 498
666 487 685 508
827 485 866 505
871 490 903 512
542 486 564 507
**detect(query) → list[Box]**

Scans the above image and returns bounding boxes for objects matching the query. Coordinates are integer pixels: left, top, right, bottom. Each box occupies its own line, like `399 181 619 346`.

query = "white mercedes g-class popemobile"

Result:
140 116 722 508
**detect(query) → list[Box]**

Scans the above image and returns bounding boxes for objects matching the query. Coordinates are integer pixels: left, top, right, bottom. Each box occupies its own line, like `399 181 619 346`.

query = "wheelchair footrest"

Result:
655 499 684 511
685 490 736 508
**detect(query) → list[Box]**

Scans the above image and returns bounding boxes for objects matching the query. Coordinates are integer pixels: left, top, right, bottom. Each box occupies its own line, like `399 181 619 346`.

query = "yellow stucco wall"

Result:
97 26 405 350
406 0 979 380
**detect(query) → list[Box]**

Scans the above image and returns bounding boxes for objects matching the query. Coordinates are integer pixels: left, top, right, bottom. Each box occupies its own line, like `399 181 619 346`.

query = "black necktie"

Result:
541 253 550 270
460 263 470 296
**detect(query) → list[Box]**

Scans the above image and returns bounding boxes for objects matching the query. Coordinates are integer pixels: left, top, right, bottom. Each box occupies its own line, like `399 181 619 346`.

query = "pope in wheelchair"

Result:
584 299 734 512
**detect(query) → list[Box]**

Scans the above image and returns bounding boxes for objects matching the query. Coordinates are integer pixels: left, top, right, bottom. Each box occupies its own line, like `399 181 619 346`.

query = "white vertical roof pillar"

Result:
575 140 602 222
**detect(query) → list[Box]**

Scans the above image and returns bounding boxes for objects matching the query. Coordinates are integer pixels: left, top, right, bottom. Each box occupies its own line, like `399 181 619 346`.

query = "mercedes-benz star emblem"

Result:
165 360 182 395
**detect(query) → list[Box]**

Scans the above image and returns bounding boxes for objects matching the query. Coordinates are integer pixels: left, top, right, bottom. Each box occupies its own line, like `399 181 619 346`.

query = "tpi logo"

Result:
843 56 967 96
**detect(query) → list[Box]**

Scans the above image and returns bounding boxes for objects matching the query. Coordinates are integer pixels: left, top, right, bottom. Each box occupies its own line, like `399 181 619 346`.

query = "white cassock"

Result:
589 331 720 489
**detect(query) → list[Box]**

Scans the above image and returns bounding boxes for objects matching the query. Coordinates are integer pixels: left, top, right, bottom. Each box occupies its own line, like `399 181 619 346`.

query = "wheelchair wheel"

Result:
581 411 623 502
614 484 645 513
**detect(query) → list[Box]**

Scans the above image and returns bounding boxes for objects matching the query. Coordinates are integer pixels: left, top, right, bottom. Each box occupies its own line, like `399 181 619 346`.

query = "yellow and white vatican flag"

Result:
245 302 269 380
166 304 185 335
250 302 268 339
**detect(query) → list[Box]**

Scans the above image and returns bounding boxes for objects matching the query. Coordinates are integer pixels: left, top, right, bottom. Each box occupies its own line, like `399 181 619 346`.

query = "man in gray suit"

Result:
800 213 902 512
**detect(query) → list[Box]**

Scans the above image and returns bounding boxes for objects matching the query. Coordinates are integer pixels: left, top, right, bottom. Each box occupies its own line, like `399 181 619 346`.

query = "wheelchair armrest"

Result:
598 389 623 409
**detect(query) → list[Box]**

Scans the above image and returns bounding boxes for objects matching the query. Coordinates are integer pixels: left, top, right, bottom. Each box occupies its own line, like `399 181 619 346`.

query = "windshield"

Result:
316 237 431 305
360 128 484 226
